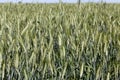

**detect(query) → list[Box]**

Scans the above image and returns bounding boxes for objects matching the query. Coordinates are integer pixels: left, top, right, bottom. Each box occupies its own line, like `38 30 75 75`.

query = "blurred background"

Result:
0 0 120 3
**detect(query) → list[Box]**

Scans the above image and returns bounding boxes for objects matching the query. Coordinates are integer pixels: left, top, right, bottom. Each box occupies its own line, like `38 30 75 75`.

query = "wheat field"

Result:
0 3 120 80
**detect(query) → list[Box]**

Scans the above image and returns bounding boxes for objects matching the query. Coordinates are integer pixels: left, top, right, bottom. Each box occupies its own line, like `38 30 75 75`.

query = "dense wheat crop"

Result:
0 3 120 80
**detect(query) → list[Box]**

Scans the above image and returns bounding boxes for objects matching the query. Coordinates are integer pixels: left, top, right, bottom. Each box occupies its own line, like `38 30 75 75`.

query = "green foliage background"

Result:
0 3 120 80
